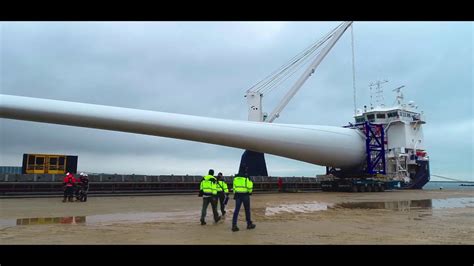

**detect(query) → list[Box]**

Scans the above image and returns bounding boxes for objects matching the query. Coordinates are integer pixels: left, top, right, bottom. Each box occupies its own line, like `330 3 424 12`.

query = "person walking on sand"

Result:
216 172 229 216
198 169 221 225
231 170 256 232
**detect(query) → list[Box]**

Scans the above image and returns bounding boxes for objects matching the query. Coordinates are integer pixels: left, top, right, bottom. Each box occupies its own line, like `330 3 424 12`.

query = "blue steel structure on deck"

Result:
344 122 386 175
364 122 386 175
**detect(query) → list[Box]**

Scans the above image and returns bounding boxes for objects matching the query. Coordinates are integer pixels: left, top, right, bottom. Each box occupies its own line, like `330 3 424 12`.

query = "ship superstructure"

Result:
351 84 430 188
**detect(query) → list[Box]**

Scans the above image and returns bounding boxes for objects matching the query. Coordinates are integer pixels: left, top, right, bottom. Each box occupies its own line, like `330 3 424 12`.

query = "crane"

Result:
245 21 353 123
241 21 353 175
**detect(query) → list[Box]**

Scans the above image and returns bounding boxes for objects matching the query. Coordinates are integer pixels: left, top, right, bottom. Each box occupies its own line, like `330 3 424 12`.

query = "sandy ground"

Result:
0 190 473 244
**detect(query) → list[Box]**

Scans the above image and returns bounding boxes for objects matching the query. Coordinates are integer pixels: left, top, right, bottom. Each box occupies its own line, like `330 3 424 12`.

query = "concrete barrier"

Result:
147 176 160 182
11 174 35 182
262 176 278 182
293 177 303 182
183 175 195 182
88 175 102 182
0 173 319 184
102 175 123 182
0 173 322 197
124 175 146 182
159 175 179 182
35 174 54 182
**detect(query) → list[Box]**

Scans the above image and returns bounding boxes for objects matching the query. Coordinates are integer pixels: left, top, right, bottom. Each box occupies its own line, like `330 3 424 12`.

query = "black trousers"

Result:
216 192 226 215
80 186 89 202
200 196 219 223
63 186 74 201
75 186 81 200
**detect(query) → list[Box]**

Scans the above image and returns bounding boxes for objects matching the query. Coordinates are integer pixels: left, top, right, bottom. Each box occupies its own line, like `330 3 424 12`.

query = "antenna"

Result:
392 85 405 105
369 80 388 109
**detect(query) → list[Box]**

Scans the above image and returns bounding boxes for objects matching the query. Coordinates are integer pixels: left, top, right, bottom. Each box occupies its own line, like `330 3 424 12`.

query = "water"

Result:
2 197 472 228
332 197 474 211
263 197 474 216
424 181 474 190
0 210 200 229
265 202 332 216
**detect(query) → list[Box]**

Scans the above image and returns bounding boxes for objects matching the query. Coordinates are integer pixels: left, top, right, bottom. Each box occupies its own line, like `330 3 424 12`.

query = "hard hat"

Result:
80 172 85 176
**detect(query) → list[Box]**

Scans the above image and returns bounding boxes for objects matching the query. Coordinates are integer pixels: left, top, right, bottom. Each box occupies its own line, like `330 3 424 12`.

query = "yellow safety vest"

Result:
233 176 253 194
216 180 229 193
200 175 217 195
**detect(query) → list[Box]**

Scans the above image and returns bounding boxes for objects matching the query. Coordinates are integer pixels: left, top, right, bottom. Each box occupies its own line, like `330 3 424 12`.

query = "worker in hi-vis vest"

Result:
199 169 221 225
215 172 229 216
231 170 256 232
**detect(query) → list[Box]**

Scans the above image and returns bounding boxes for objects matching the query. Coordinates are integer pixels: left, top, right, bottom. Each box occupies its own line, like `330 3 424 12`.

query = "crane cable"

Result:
351 23 357 116
258 24 342 94
259 46 324 95
259 22 345 95
263 49 325 96
255 31 334 95
255 27 335 93
257 44 323 95
246 40 322 93
246 23 342 94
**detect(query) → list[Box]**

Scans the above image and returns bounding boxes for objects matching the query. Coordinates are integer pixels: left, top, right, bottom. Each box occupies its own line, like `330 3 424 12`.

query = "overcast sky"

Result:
0 21 472 181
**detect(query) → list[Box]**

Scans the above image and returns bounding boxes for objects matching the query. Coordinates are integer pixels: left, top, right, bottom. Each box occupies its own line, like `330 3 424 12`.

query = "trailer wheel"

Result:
351 185 358 193
380 185 385 192
373 185 380 192
366 185 372 192
358 185 365 193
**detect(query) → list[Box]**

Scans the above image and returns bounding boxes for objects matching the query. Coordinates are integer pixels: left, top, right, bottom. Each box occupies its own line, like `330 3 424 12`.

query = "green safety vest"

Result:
200 175 217 195
216 180 229 193
233 176 253 194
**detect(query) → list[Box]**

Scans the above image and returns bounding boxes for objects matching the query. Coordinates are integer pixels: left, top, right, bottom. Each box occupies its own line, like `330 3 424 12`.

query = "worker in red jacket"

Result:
62 172 75 202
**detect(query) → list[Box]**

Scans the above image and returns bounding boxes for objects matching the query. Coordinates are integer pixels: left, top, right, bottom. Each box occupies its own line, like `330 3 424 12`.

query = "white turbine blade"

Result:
0 94 365 168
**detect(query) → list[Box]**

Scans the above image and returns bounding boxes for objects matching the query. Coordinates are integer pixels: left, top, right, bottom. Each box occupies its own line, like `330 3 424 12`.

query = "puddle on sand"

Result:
265 202 333 216
85 211 200 225
2 198 472 228
0 216 86 229
0 210 201 229
332 197 474 211
263 197 474 216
